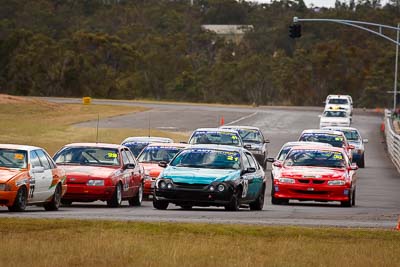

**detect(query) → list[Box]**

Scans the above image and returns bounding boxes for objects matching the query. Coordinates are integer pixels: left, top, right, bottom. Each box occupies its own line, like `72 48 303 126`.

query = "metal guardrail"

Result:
384 109 400 173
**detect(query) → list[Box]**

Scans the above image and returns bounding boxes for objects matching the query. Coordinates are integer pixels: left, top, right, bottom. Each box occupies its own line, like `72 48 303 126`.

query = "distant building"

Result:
201 25 254 44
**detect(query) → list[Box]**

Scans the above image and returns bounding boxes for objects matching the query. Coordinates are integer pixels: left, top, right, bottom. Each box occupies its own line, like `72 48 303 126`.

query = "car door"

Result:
245 152 263 200
34 149 54 201
120 149 133 197
124 149 142 190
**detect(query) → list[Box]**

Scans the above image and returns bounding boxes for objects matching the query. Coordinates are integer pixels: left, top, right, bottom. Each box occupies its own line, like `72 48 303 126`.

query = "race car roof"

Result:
282 141 333 148
192 128 239 133
63 143 122 149
288 145 346 153
321 126 359 132
144 142 189 148
121 136 173 144
188 144 245 152
220 125 260 131
0 144 43 151
301 129 345 136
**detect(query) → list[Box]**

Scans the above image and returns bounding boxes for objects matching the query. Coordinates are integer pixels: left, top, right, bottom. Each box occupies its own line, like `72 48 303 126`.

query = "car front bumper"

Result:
273 183 351 202
62 184 116 202
154 187 234 206
0 191 18 206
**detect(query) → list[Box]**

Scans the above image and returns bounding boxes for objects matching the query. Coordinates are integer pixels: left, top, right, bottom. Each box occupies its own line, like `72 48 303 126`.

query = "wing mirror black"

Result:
242 167 256 175
123 163 135 170
264 139 270 144
243 144 252 149
158 161 168 168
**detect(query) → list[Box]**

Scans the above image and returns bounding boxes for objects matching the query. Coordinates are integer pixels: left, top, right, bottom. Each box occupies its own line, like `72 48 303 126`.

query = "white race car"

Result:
319 110 351 128
324 95 353 116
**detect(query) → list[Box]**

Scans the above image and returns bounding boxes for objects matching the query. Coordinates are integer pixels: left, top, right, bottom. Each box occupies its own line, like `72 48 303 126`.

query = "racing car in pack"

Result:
121 136 173 157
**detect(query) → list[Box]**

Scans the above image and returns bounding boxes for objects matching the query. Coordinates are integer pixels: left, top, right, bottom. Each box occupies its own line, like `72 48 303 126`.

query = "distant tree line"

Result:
1 0 400 107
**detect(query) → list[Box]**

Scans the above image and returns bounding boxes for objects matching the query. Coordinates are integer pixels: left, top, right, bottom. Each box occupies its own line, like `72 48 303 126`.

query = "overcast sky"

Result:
248 0 390 8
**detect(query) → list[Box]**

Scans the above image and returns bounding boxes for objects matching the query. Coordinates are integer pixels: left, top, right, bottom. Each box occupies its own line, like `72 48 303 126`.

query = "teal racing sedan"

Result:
153 145 266 211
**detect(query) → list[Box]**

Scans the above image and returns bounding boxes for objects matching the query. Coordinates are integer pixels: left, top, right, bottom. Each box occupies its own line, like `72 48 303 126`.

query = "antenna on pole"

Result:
96 113 100 143
148 112 151 138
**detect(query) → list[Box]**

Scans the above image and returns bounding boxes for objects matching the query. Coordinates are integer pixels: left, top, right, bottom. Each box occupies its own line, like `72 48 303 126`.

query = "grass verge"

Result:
0 218 399 267
0 97 188 154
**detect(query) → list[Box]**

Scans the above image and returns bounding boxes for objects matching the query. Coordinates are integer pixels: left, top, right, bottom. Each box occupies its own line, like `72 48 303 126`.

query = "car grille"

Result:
312 180 325 184
298 179 310 184
174 183 207 190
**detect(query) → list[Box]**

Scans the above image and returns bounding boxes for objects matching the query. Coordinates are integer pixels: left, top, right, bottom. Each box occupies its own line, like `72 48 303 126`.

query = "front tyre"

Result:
225 190 241 211
358 155 365 168
153 197 169 210
107 182 122 207
341 188 355 207
129 183 143 206
8 186 27 212
44 184 61 211
250 185 265 211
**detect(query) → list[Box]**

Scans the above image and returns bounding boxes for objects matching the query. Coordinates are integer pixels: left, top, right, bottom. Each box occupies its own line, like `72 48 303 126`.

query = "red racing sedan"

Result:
53 143 144 207
271 145 358 207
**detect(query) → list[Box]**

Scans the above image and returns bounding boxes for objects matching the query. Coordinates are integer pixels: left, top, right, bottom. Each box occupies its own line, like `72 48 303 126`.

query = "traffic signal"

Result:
289 24 301 38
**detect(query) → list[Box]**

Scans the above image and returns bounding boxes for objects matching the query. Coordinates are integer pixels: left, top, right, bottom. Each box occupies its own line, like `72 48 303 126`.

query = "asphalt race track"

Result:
1 98 399 228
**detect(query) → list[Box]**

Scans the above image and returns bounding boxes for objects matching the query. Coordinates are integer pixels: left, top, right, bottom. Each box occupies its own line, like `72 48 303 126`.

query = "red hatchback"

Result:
53 143 144 207
271 145 358 207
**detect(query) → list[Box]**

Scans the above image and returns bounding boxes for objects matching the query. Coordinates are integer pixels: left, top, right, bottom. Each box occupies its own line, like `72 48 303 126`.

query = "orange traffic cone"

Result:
220 116 225 126
396 217 400 231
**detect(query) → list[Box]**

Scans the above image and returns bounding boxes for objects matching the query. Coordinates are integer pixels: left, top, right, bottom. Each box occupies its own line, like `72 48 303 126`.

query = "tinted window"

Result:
30 151 42 168
138 146 183 163
170 149 241 170
54 147 120 166
189 131 242 146
35 150 51 170
125 149 136 165
122 142 149 157
328 99 349 105
0 149 28 169
246 153 257 169
299 133 344 148
285 149 346 168
121 150 130 165
45 153 56 169
242 153 251 169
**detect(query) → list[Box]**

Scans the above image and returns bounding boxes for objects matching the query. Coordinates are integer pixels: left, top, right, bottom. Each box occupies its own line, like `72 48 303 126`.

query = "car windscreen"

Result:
328 99 349 105
138 146 183 163
285 149 346 168
237 129 263 143
54 147 120 166
323 111 347 117
277 146 293 161
341 130 360 141
122 142 149 157
170 149 241 170
189 131 242 146
0 149 27 169
299 133 344 148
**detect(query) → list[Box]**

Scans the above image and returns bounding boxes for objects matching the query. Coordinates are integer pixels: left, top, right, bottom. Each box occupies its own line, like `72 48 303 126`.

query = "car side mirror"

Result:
31 166 45 174
363 139 369 144
123 163 135 170
243 144 252 149
264 139 270 144
273 161 283 168
267 157 275 163
179 141 187 144
158 161 168 168
348 145 355 149
349 163 358 171
242 167 256 175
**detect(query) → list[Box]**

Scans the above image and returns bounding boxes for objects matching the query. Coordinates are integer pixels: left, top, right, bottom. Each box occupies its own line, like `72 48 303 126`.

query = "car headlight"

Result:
217 184 225 192
328 180 346 186
158 180 167 189
276 178 295 184
87 180 105 186
209 185 215 192
0 183 11 191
